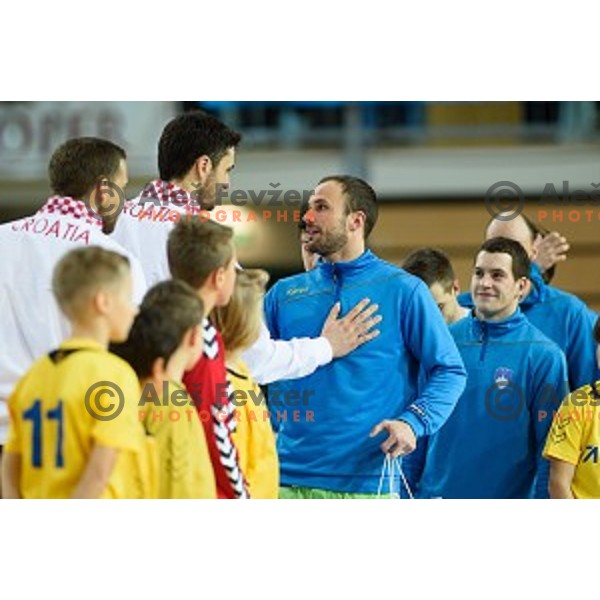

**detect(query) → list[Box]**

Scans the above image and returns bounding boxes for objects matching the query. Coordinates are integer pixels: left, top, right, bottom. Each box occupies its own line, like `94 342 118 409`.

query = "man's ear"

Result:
184 325 203 351
84 179 103 214
92 176 116 211
93 289 110 315
213 266 226 291
204 267 225 295
452 279 461 296
517 277 529 299
193 155 213 184
348 210 365 232
531 233 542 260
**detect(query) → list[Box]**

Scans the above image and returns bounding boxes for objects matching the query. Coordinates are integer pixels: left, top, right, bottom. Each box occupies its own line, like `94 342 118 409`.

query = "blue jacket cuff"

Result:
398 410 427 438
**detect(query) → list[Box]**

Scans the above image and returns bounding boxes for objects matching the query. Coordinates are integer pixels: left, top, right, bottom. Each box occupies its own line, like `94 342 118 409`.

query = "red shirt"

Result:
183 319 248 499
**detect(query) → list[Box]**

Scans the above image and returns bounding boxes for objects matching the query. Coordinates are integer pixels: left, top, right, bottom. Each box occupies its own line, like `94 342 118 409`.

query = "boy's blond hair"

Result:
52 246 130 319
167 219 234 290
212 269 269 354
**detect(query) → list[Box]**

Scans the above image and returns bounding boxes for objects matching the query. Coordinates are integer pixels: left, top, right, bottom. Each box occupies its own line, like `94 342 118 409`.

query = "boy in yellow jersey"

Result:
112 280 216 499
544 319 600 499
213 269 279 499
2 247 153 499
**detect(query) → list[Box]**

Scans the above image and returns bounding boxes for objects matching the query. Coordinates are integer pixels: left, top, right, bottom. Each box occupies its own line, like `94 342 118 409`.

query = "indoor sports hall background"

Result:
1 100 599 308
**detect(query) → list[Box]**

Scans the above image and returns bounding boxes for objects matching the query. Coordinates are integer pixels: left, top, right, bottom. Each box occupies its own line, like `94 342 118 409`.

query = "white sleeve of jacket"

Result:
242 321 333 385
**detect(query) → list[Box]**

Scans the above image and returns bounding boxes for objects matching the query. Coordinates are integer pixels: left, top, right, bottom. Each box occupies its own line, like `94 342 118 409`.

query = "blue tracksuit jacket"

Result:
264 250 467 494
411 309 568 499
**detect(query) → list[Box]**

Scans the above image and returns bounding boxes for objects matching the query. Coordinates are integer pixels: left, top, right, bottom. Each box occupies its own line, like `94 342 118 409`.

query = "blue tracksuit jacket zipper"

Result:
332 265 341 304
479 322 488 362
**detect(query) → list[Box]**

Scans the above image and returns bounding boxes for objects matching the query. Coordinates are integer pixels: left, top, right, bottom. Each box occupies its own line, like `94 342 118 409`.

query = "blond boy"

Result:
2 247 152 499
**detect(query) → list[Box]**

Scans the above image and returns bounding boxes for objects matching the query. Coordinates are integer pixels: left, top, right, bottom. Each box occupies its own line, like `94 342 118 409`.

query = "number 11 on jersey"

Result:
22 400 65 468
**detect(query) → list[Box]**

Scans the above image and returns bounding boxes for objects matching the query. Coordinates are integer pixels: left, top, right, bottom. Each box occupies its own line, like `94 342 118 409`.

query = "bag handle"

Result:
376 454 414 499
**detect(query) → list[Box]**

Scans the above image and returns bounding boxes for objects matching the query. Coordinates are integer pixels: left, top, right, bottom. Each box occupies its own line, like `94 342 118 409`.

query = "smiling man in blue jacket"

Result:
458 213 597 391
264 175 467 498
416 237 568 499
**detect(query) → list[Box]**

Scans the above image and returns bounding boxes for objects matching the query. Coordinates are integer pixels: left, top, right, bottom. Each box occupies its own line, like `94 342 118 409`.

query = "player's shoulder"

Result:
8 354 57 402
265 268 338 309
0 218 19 236
89 226 133 253
0 213 35 232
545 284 590 315
0 215 36 249
519 316 561 348
368 256 429 294
521 320 566 368
56 345 138 387
93 350 138 382
564 382 600 409
268 270 314 297
90 226 146 276
449 314 471 340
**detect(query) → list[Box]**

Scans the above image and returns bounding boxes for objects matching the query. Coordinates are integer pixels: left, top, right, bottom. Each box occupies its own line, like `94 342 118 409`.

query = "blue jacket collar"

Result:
521 263 548 307
317 249 378 280
469 307 526 339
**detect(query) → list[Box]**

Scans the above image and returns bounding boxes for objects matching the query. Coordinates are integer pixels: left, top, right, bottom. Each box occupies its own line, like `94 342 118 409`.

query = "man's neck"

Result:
450 305 470 324
520 278 533 301
474 305 518 322
324 241 365 264
170 177 195 195
70 321 109 348
197 289 216 317
164 351 188 385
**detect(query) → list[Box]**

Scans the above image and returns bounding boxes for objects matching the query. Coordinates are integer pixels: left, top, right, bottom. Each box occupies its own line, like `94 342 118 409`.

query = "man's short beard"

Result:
192 174 217 211
307 228 348 257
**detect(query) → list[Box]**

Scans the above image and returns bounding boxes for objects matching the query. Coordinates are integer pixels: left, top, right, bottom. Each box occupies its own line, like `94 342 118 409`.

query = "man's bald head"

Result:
485 213 536 258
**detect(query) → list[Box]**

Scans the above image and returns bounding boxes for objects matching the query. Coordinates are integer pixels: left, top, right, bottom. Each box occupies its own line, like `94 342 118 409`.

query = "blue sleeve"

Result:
530 346 569 499
398 280 467 437
457 291 474 309
402 435 428 494
263 283 280 339
263 285 280 432
401 366 429 492
564 301 597 390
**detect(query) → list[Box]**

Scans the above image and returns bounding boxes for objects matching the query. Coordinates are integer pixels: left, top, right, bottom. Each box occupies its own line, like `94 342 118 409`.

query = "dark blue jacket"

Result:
409 309 568 499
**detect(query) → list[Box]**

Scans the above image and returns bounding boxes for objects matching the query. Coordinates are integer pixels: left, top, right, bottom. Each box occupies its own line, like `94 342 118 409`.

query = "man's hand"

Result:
321 298 381 358
370 420 417 459
533 232 570 273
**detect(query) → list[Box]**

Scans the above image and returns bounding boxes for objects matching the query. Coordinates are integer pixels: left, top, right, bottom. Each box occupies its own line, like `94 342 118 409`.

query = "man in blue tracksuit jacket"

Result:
415 237 568 499
264 176 467 496
458 213 597 391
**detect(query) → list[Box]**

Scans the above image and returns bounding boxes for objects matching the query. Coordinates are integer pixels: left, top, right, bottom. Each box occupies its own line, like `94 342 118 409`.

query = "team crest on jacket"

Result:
494 367 514 389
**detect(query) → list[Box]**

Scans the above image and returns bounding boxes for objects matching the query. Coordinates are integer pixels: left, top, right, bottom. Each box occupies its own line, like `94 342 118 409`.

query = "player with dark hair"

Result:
265 175 466 497
403 248 469 324
415 237 568 498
